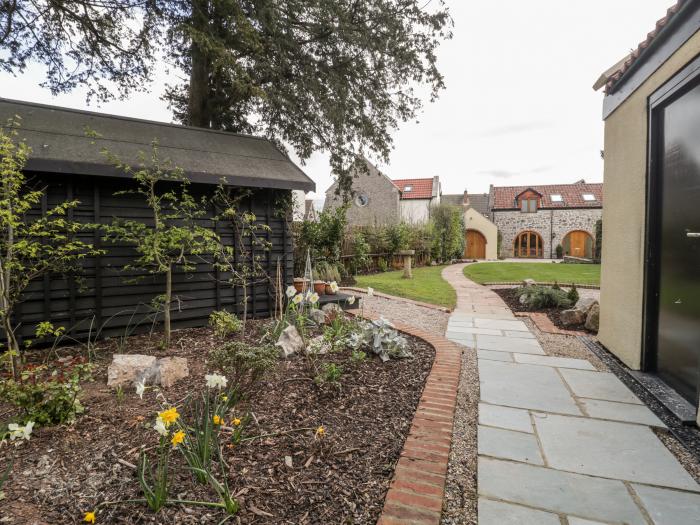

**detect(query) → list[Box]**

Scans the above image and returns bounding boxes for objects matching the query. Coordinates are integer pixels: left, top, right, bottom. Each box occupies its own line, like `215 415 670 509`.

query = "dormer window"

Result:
404 185 413 192
582 193 596 201
521 198 538 213
551 194 563 202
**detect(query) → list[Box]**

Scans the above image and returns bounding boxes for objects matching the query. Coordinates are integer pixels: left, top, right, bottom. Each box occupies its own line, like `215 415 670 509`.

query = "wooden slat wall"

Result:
15 173 293 342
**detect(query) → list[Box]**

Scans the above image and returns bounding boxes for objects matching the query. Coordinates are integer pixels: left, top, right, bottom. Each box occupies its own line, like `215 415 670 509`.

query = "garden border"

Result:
341 287 452 313
482 281 600 289
352 311 462 524
514 312 588 336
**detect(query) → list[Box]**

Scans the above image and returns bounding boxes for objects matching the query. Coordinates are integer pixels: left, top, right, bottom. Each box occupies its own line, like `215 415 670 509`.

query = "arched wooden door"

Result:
563 230 593 258
514 231 543 258
464 229 486 259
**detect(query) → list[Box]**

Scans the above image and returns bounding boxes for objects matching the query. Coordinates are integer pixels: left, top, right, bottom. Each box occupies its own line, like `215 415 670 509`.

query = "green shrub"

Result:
594 219 603 261
208 342 277 397
567 284 579 304
0 362 92 426
555 244 563 259
430 204 464 262
552 281 561 290
314 261 341 283
517 285 572 309
377 257 389 272
208 310 242 339
315 362 343 386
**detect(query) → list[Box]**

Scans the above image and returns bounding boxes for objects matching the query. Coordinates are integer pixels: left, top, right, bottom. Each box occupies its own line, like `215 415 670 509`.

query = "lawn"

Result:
463 262 601 286
354 265 456 308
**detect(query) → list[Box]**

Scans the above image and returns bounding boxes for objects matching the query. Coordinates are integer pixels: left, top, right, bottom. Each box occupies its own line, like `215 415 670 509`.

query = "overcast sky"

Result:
1 1 673 199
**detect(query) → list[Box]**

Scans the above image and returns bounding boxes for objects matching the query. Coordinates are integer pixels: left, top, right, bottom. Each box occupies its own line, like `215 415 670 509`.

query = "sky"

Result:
0 1 674 200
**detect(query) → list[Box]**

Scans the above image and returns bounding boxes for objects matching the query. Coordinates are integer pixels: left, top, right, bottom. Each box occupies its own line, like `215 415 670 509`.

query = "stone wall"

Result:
492 208 602 258
324 162 401 226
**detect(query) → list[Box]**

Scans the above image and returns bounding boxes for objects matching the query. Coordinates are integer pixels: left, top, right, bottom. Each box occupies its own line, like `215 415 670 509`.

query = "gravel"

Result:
349 291 450 334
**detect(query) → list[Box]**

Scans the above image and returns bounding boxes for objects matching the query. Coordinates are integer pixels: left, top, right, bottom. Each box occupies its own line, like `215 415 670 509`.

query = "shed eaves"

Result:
0 98 315 192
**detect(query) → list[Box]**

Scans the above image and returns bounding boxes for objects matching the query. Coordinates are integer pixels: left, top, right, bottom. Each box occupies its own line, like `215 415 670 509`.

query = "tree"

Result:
99 141 220 347
2 1 452 193
0 118 100 377
430 203 463 262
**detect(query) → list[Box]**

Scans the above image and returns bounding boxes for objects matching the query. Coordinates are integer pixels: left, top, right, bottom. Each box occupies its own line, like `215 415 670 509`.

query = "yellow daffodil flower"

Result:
315 425 326 438
232 418 241 426
213 415 222 425
84 511 96 523
158 407 179 427
171 430 185 448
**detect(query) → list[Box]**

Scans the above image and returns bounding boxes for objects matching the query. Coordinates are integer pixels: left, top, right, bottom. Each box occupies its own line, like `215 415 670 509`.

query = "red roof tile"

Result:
392 178 435 199
491 183 603 210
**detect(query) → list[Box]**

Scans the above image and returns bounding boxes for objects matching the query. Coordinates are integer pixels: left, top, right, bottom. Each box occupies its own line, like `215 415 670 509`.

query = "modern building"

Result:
489 182 603 259
594 0 700 423
0 97 314 342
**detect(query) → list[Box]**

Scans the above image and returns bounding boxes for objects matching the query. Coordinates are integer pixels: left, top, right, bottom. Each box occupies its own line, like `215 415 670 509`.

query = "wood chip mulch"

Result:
0 320 435 525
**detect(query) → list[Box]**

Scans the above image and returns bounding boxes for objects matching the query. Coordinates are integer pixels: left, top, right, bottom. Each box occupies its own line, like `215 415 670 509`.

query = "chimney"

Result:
463 190 470 206
432 175 440 199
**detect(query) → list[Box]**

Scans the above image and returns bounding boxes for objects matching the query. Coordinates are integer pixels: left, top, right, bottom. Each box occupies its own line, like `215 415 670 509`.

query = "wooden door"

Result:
569 231 586 257
464 230 486 259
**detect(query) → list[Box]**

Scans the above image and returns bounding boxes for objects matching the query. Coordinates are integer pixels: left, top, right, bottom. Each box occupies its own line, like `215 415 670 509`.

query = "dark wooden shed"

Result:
0 98 315 341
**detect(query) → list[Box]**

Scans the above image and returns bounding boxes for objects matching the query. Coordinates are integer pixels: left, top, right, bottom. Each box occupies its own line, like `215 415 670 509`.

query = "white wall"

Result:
400 199 432 224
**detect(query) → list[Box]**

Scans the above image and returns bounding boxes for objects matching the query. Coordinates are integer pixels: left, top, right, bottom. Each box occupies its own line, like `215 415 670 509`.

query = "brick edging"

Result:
341 286 452 313
352 312 462 524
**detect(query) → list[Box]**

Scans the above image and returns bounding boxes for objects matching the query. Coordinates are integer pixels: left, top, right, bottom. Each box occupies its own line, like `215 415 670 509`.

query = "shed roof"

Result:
392 178 435 199
0 98 315 191
491 182 603 210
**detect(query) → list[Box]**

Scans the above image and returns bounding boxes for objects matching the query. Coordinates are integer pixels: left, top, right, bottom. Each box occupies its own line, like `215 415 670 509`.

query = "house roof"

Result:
392 178 435 199
0 98 315 191
596 0 688 94
491 182 603 210
441 193 491 216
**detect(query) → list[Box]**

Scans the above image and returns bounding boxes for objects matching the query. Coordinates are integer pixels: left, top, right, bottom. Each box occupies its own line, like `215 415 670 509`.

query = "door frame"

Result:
642 53 700 376
513 230 543 258
563 230 593 258
465 229 486 259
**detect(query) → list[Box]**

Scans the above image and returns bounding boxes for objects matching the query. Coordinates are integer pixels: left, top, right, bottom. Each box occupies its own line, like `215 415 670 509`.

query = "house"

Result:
0 97 314 342
594 0 700 423
443 191 498 260
489 182 603 259
393 176 441 223
304 199 319 222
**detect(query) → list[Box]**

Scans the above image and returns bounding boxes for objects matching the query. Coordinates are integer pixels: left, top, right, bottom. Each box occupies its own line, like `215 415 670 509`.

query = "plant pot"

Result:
293 278 307 293
325 283 337 295
314 281 327 295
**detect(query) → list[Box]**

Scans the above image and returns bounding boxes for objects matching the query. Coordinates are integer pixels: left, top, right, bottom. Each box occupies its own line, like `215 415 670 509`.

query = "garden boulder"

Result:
585 303 600 332
107 354 157 387
575 297 598 315
322 303 342 315
276 325 305 358
151 357 189 388
560 308 586 327
522 278 536 287
309 308 327 325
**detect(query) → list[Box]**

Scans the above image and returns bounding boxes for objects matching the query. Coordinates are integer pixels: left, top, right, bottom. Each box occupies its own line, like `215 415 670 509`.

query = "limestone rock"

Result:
322 303 342 315
308 308 327 325
522 278 536 287
585 303 600 332
575 297 598 315
276 324 305 358
560 308 586 327
153 357 189 388
107 354 157 387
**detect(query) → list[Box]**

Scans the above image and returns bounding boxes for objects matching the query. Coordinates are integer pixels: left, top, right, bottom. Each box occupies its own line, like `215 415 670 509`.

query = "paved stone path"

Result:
442 263 700 525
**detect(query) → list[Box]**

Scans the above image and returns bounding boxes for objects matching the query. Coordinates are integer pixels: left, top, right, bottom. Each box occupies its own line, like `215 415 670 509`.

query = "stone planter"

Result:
293 278 307 293
314 281 327 295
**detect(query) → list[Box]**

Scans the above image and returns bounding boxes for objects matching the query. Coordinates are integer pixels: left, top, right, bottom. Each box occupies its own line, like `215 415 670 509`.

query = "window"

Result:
354 193 369 207
582 193 596 201
520 198 537 213
404 185 413 192
551 194 563 202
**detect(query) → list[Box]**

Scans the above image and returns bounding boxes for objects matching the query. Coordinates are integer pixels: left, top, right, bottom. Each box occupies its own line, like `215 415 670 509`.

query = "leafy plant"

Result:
385 223 410 256
555 244 563 259
350 350 367 363
430 204 464 262
567 284 580 304
516 285 572 309
208 310 242 339
315 362 343 386
350 231 371 275
346 317 411 362
138 440 170 512
208 342 277 399
594 219 603 261
377 257 389 273
0 119 102 378
314 261 341 283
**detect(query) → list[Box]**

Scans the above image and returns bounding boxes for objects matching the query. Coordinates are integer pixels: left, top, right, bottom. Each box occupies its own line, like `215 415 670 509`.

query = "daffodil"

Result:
292 293 303 305
158 407 179 427
205 373 228 389
315 425 326 438
83 511 96 523
135 382 145 400
153 418 168 436
213 415 222 425
221 395 228 402
347 295 356 305
171 430 185 448
8 421 34 442
308 292 319 304
329 281 339 293
367 287 374 297
286 285 297 298
232 418 241 426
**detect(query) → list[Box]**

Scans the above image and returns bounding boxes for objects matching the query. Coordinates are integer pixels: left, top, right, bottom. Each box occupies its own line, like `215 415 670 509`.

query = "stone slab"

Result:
581 398 666 427
475 318 530 331
633 484 700 525
476 335 545 355
447 327 504 336
533 413 699 491
504 330 535 338
447 334 475 347
477 350 513 362
478 425 543 465
513 353 596 370
479 360 581 415
478 457 647 525
478 498 560 525
559 369 642 404
479 403 533 433
567 519 607 525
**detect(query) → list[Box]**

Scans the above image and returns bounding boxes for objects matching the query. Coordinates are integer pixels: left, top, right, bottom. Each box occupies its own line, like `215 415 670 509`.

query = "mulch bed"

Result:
0 319 434 524
493 287 592 333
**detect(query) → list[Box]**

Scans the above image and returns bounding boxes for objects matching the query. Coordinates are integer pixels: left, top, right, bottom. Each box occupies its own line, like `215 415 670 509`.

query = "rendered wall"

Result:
464 208 498 260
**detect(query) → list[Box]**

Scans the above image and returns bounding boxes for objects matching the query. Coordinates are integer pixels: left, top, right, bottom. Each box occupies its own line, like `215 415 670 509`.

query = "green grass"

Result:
354 265 456 308
463 262 601 286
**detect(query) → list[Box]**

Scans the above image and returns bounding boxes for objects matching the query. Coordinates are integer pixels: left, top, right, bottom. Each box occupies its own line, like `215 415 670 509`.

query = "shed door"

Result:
465 230 486 259
654 81 700 405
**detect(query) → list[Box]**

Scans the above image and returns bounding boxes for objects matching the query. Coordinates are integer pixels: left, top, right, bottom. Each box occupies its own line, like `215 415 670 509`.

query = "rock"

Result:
275 324 305 358
322 303 342 314
519 293 529 305
585 303 600 332
153 357 189 388
306 335 331 355
575 297 598 315
560 308 586 327
107 354 157 387
522 278 536 287
308 308 326 325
